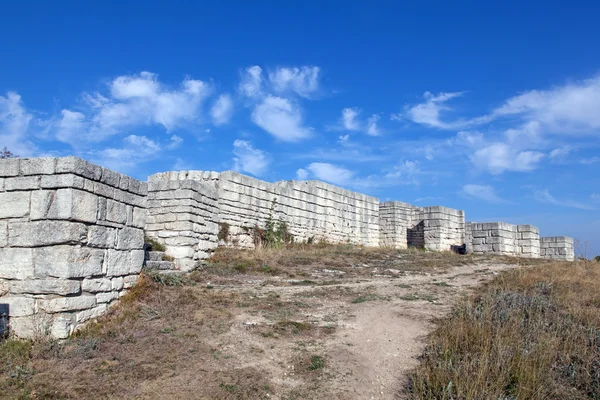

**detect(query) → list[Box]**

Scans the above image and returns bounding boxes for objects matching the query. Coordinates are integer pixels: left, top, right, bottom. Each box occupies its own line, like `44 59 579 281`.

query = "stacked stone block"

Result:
154 170 380 249
540 237 574 261
145 175 219 272
0 157 146 338
418 206 465 251
516 225 540 258
379 201 419 249
468 222 518 255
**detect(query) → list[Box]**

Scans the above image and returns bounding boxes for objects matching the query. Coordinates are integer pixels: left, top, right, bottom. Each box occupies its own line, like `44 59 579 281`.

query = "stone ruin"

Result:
0 157 575 338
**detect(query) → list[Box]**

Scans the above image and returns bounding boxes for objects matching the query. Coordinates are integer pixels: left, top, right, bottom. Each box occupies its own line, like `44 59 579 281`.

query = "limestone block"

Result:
94 181 115 198
31 189 98 223
50 314 74 339
19 158 55 175
41 294 97 313
130 250 144 274
10 279 81 295
116 227 144 250
473 244 493 253
76 304 107 323
0 191 30 218
123 275 138 289
82 278 112 293
100 167 121 187
106 250 130 276
111 277 124 291
0 158 20 177
5 176 40 191
520 232 539 240
7 316 38 338
96 291 119 304
40 174 85 189
4 296 36 317
8 221 88 247
56 157 102 180
166 246 195 259
106 199 127 224
34 246 104 278
87 226 116 248
0 248 34 279
0 221 6 247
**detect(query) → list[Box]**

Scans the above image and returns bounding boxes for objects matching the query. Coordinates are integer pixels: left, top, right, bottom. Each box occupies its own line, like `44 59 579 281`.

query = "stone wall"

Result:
0 157 146 338
149 171 380 252
379 203 464 251
466 222 541 258
540 237 575 261
145 174 219 271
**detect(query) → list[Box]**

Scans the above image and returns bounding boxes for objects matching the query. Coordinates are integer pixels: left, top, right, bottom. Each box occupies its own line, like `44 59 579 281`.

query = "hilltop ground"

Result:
1 245 597 399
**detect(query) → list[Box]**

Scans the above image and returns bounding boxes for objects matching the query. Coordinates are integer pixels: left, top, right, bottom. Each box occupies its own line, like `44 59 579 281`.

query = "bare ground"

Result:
1 247 536 399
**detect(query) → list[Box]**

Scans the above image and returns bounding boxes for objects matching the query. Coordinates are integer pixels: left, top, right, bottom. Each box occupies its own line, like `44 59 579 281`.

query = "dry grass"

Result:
408 260 600 399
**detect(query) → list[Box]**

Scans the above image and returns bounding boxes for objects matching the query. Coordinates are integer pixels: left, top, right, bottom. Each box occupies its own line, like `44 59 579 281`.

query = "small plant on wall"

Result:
253 198 293 249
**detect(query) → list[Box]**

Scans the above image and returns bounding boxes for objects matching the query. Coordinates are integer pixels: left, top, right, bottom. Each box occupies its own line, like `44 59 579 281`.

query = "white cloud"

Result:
57 71 212 145
269 66 320 98
338 134 350 144
167 134 183 150
251 95 312 141
296 168 308 180
0 92 35 156
384 160 420 179
549 145 572 161
461 184 506 204
239 66 263 98
210 94 234 126
581 157 599 165
367 114 381 136
306 162 354 186
395 91 471 129
470 143 544 174
232 139 270 176
492 76 600 135
341 107 361 131
92 134 161 172
533 189 594 210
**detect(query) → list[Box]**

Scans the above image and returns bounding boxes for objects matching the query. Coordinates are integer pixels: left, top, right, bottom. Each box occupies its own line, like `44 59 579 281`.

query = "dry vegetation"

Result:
409 260 600 399
0 244 591 399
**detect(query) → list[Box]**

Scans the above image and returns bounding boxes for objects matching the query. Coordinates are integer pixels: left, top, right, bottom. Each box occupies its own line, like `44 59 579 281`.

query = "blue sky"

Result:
1 1 599 256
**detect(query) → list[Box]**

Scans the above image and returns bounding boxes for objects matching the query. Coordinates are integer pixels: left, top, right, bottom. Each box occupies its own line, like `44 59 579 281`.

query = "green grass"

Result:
308 355 325 371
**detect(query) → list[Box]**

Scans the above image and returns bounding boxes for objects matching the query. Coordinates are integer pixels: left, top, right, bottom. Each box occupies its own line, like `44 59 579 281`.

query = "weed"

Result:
218 222 230 242
219 383 241 393
144 236 166 252
145 270 189 286
308 355 325 370
352 293 389 303
399 294 420 301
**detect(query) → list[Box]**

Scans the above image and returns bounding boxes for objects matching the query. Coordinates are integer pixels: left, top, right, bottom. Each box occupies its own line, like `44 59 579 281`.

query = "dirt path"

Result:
189 261 516 399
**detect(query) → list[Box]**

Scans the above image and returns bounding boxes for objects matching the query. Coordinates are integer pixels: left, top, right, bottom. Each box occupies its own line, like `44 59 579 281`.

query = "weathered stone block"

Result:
8 221 88 247
5 176 40 191
50 314 73 339
10 279 81 295
82 278 112 293
116 227 143 250
0 248 34 279
96 291 119 304
56 157 102 180
76 304 107 323
40 174 85 189
87 225 116 248
4 296 36 317
40 294 97 313
106 199 127 224
34 246 104 278
19 158 56 175
0 158 20 177
111 277 124 291
0 191 30 218
32 189 98 223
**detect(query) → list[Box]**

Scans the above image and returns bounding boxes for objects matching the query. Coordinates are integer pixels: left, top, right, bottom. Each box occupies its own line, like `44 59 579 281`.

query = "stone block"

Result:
0 221 6 247
4 296 36 317
34 246 104 278
96 291 119 304
123 275 138 289
5 176 40 191
111 277 124 291
40 174 85 189
0 191 30 218
106 199 127 224
32 189 98 223
19 158 56 175
55 157 102 180
8 221 88 247
10 279 81 295
0 158 20 177
76 304 107 323
87 225 116 248
40 294 97 313
131 207 146 228
130 250 144 274
100 167 121 187
0 248 34 279
82 278 112 293
106 250 130 276
116 227 144 250
50 314 74 339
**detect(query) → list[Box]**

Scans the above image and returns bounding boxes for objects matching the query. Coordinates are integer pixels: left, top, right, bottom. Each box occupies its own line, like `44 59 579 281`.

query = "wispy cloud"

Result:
232 139 270 176
0 92 35 156
210 94 234 125
461 184 508 204
251 96 313 142
268 66 320 99
533 189 594 210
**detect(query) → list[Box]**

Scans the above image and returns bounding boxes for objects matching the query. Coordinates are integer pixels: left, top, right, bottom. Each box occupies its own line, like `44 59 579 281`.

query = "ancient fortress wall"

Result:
0 157 146 338
145 174 219 271
379 202 465 251
0 156 577 339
